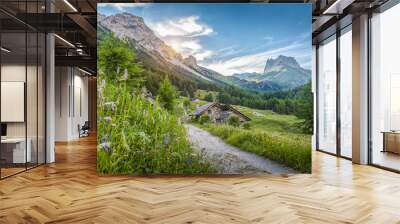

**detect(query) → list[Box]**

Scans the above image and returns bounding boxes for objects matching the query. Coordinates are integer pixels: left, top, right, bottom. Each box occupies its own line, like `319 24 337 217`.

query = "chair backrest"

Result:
82 121 90 129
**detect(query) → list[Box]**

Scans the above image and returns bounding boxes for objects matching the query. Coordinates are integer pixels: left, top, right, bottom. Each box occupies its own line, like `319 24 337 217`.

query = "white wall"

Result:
55 67 89 141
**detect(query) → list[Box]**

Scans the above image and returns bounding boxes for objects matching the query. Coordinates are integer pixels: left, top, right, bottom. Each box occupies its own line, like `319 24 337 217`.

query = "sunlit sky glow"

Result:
99 3 311 76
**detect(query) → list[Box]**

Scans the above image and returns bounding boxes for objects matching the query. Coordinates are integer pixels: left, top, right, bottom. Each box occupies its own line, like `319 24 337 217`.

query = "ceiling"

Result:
0 0 395 75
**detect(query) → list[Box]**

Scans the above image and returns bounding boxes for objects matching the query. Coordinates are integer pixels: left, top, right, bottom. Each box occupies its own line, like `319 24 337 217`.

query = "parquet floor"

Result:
1 135 400 224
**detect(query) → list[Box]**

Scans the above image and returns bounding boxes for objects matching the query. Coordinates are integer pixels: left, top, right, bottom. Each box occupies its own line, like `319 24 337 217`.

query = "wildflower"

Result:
100 135 108 144
99 79 106 89
186 156 192 166
122 68 129 81
103 102 116 111
137 132 150 144
99 142 112 153
163 134 170 145
104 116 112 123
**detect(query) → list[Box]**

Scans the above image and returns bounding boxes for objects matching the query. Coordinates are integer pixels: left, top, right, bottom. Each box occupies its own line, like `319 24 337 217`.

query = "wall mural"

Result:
97 3 312 174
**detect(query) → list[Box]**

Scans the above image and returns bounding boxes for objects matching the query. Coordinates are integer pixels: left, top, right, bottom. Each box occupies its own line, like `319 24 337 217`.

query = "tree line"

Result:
202 83 313 134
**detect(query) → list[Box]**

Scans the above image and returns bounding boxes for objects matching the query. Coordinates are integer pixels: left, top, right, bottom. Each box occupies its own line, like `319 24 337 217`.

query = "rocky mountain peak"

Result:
183 56 198 68
264 55 301 74
100 13 180 61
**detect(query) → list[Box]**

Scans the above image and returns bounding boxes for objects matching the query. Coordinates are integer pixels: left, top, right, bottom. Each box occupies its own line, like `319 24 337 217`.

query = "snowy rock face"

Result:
263 55 301 74
99 13 180 61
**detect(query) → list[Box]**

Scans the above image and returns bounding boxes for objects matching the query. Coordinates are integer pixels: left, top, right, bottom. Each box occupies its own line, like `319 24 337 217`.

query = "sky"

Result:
98 3 312 76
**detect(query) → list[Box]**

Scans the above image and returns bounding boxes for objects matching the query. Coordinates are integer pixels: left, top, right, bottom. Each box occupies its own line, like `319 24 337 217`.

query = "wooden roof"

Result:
192 102 251 121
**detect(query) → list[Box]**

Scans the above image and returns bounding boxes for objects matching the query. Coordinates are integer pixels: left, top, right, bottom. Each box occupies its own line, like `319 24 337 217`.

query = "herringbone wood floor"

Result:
1 135 400 224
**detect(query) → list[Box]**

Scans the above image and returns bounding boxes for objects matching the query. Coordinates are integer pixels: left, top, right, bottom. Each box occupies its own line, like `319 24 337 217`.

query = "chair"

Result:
79 121 90 138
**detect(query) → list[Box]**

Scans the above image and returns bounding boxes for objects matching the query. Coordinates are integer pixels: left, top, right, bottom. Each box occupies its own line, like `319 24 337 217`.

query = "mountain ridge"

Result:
233 55 311 90
98 13 310 92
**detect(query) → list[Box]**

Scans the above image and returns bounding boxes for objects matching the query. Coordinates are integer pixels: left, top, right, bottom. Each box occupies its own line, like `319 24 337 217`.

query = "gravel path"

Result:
185 124 296 174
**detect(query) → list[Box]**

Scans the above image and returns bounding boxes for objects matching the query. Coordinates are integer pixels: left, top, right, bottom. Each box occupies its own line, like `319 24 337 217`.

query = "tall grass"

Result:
97 80 215 174
203 124 311 173
97 34 215 174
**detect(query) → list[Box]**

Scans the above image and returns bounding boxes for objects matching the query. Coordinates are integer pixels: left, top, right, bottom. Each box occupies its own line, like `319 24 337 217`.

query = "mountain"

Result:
232 55 311 91
232 72 260 81
99 13 218 85
264 55 301 73
98 13 307 93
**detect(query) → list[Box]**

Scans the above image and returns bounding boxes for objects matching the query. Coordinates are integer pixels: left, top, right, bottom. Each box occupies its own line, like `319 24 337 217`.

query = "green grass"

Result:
190 100 311 173
232 105 306 135
203 124 311 173
97 81 215 175
195 89 218 100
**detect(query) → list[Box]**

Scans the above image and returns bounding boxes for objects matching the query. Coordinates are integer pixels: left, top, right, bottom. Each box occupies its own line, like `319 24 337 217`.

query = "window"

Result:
339 27 352 158
317 35 337 154
0 2 46 179
370 3 400 171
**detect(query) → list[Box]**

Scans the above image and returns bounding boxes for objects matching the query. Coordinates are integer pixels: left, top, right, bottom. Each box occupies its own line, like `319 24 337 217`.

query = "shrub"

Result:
228 115 240 127
199 115 211 125
204 93 214 102
183 98 191 109
157 78 178 112
242 122 251 130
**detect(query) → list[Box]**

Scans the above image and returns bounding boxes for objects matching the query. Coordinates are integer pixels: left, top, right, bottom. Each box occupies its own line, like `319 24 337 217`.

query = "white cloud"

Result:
200 43 307 76
150 16 213 38
98 3 148 11
194 50 214 61
148 16 214 62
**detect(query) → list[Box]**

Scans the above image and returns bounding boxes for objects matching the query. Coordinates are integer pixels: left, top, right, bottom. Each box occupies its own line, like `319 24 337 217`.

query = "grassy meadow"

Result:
190 91 312 173
97 34 311 174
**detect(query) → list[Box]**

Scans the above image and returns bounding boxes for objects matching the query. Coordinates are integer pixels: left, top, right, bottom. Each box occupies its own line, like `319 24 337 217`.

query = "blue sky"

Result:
99 3 311 76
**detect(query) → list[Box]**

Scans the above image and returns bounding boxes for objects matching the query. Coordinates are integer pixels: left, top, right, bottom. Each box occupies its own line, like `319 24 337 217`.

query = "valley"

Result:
97 10 312 174
98 13 311 94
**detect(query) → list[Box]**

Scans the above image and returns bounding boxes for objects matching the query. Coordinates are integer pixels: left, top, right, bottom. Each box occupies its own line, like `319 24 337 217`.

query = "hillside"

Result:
98 13 310 93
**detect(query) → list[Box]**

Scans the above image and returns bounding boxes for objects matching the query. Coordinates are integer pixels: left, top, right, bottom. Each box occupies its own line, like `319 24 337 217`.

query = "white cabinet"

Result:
1 138 32 163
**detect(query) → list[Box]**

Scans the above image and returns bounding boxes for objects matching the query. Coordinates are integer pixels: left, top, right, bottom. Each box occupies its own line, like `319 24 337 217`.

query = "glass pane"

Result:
27 31 38 169
340 29 352 158
1 31 27 177
371 4 400 171
318 36 337 154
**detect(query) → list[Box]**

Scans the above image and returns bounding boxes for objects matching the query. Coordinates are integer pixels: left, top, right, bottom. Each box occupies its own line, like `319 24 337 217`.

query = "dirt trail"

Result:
185 124 296 174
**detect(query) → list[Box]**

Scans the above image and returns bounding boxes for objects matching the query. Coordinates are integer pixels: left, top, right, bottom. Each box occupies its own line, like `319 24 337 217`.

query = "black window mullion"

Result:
316 45 319 151
336 29 341 157
25 0 28 171
36 0 39 167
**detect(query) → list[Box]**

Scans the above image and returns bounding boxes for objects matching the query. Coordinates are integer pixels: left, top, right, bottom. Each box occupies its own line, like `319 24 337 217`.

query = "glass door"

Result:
0 1 47 179
317 35 337 154
1 31 28 178
339 26 352 158
370 3 400 171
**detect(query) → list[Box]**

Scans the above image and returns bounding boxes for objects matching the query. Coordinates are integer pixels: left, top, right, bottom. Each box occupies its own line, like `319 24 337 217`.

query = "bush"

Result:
157 78 178 112
199 115 211 125
204 93 214 102
242 122 251 130
203 124 311 173
183 98 191 109
228 115 240 127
